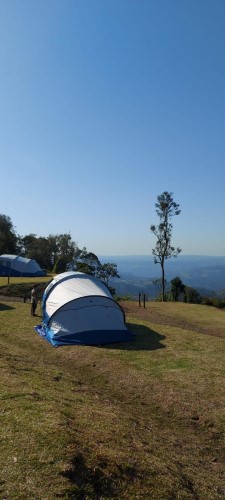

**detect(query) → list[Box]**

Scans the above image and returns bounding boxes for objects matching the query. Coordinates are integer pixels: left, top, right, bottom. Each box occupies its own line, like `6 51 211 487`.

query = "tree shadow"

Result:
0 303 15 311
105 323 166 351
61 451 136 498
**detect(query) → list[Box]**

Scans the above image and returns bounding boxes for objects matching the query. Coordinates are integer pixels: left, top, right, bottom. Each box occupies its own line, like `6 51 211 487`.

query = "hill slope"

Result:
0 300 225 498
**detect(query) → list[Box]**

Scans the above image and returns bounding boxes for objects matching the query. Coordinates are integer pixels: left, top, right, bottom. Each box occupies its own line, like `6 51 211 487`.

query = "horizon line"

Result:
99 254 225 258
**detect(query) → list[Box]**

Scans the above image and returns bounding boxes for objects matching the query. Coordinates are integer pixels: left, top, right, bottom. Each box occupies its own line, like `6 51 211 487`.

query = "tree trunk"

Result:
161 262 165 302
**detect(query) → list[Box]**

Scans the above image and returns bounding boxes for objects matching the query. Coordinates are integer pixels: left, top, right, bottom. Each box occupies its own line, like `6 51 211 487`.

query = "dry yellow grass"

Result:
0 299 225 498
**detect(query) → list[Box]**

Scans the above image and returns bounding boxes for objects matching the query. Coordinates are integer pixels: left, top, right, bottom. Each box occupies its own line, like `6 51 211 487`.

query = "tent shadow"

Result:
0 303 15 311
105 322 166 351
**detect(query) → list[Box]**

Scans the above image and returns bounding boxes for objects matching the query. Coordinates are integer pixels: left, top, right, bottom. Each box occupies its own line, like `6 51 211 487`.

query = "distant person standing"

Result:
31 284 38 316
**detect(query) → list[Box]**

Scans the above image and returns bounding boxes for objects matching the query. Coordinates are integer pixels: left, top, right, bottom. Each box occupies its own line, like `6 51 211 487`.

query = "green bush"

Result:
0 282 48 300
202 296 225 308
115 295 132 301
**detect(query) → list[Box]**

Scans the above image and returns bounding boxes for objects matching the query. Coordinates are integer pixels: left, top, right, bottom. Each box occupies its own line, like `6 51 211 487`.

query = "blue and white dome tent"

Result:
0 254 46 277
35 271 134 347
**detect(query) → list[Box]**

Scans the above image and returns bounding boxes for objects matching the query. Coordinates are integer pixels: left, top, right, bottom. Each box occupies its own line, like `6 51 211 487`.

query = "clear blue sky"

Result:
1 0 225 256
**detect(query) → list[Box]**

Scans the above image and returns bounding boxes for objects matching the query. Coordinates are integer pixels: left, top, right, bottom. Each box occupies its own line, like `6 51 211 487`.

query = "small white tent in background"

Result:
0 254 46 277
35 271 134 346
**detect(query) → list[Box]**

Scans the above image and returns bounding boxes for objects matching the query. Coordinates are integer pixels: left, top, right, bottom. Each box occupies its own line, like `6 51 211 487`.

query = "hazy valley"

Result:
100 255 225 298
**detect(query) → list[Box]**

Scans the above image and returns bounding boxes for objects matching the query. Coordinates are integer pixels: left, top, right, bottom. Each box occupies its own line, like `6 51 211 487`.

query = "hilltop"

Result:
1 298 225 498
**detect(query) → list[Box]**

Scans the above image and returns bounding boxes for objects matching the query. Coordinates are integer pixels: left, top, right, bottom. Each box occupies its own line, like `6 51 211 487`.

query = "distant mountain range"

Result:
100 255 225 298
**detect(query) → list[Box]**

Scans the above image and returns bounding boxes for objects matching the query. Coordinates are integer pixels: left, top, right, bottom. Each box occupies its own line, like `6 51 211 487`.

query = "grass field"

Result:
0 292 225 499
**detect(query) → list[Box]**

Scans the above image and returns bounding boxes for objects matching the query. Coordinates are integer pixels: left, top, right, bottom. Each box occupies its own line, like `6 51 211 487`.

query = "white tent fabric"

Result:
44 271 112 317
38 271 134 346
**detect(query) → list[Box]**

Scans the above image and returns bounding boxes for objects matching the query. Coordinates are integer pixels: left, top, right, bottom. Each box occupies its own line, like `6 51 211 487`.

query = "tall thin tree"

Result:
150 191 182 301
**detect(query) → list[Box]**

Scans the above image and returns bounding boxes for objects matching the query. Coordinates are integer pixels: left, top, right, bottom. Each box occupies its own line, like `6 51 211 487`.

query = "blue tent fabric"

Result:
35 271 134 347
0 254 46 277
34 324 48 341
34 324 134 347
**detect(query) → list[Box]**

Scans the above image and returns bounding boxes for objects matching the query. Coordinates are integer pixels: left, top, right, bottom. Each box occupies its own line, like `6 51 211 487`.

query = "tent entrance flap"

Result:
48 301 126 337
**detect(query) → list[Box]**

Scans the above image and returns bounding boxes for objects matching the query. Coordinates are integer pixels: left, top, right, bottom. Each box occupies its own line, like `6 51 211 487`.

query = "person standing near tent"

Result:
31 284 38 316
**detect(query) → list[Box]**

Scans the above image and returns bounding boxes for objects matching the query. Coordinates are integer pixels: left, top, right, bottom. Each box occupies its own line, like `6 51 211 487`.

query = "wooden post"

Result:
143 293 146 308
139 292 141 307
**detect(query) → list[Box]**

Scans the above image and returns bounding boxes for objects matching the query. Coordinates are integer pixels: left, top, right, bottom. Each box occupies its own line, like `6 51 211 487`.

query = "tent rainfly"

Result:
0 254 46 277
35 271 134 346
